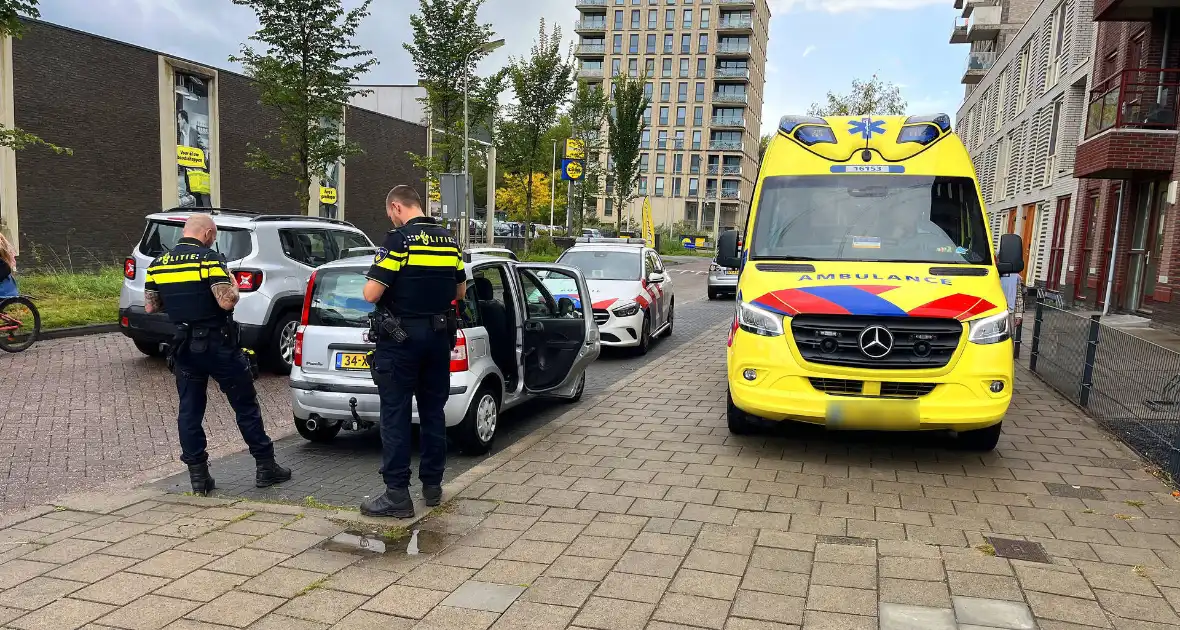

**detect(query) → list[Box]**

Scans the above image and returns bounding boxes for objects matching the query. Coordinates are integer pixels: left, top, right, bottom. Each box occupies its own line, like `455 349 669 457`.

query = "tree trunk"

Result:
524 170 534 246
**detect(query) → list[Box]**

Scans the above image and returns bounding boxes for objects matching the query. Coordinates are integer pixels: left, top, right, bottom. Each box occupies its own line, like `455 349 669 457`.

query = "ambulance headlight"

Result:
968 311 1011 345
737 301 785 337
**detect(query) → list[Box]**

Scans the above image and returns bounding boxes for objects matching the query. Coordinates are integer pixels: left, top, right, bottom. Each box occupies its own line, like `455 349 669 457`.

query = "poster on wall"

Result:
175 73 212 208
320 160 340 219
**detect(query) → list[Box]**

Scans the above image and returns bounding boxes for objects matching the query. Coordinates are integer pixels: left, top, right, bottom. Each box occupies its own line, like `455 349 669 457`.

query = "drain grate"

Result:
1045 483 1106 500
817 535 875 547
987 537 1051 564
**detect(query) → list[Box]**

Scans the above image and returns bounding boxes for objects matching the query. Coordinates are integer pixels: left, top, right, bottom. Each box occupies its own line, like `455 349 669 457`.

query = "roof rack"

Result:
572 237 648 245
251 215 356 228
161 207 261 216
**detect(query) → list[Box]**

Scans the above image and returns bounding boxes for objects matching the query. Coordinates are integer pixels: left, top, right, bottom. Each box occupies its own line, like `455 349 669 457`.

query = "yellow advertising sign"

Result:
186 170 210 194
564 160 584 180
319 187 338 204
177 146 206 168
565 138 585 160
641 197 655 247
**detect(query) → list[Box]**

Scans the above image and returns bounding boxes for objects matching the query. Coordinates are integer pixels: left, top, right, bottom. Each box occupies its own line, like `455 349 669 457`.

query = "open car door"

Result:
514 263 598 394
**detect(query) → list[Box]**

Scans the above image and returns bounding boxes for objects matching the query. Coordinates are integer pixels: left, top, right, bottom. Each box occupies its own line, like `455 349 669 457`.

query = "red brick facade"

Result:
1066 8 1180 329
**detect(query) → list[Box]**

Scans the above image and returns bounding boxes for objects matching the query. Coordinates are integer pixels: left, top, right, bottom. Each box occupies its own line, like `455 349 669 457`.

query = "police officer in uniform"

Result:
144 214 291 495
360 185 466 518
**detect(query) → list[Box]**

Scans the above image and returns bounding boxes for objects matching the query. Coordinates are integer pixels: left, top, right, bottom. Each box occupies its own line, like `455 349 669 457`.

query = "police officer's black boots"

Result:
255 459 292 488
360 488 414 519
423 484 443 507
188 463 216 496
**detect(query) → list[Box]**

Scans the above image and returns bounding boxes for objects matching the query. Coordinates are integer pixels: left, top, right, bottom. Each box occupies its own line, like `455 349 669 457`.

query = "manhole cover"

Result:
1045 483 1105 500
987 537 1051 564
1088 458 1141 470
817 535 875 547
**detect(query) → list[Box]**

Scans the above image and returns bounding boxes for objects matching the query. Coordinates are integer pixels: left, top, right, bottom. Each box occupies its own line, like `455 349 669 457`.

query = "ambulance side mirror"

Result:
996 233 1024 275
717 230 741 269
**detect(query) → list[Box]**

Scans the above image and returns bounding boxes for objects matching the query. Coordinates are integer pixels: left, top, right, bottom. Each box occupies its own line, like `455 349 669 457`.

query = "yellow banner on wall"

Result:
177 146 206 168
319 187 338 204
186 170 210 194
641 197 655 247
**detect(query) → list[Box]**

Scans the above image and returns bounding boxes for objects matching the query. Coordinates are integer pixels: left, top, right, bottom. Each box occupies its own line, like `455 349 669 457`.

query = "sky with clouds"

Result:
35 0 968 132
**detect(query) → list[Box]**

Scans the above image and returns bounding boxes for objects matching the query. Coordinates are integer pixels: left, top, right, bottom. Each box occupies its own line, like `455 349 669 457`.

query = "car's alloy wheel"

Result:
635 313 651 355
451 385 499 455
279 320 298 363
475 393 498 443
267 312 300 375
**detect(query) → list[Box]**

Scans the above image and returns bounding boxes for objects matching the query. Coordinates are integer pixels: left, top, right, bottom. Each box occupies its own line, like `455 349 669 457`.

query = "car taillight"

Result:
294 271 316 368
124 258 136 280
450 329 468 372
233 269 264 292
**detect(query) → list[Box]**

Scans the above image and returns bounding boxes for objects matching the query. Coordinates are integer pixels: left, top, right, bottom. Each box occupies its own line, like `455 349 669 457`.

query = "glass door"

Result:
1125 181 1157 313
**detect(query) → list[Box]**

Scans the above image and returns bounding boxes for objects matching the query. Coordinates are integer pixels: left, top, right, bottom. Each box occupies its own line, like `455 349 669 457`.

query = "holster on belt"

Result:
166 323 190 373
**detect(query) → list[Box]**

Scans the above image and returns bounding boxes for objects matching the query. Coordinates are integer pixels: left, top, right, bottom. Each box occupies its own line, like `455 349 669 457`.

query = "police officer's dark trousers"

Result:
371 319 450 490
174 329 274 465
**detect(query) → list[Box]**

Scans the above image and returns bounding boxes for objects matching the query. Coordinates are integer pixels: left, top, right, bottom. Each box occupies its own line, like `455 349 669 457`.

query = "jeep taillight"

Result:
124 258 136 280
294 271 316 367
233 269 264 292
450 329 468 372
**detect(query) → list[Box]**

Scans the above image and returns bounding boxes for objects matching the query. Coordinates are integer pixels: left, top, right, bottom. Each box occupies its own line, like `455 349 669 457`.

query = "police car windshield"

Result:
139 220 251 262
750 175 992 266
558 250 641 281
308 270 373 328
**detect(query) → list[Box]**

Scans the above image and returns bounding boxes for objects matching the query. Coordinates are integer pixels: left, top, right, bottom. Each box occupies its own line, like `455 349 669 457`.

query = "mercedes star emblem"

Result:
858 325 894 359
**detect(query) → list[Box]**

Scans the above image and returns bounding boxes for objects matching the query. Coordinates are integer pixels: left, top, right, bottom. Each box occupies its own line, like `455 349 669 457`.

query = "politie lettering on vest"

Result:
142 214 291 496
359 185 467 519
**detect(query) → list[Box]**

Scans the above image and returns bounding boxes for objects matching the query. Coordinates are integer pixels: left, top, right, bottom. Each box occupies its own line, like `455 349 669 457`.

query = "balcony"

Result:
950 17 968 44
1094 0 1167 21
715 67 750 80
962 51 996 84
576 0 606 6
578 68 605 79
574 20 607 33
709 140 744 151
721 189 741 200
707 164 742 176
575 43 606 56
967 5 1001 41
717 41 752 55
962 0 999 17
713 92 748 104
710 116 745 128
718 0 755 5
717 16 754 32
1076 68 1180 179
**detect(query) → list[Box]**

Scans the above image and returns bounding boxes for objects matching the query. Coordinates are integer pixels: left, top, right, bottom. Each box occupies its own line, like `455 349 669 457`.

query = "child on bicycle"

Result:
0 232 17 298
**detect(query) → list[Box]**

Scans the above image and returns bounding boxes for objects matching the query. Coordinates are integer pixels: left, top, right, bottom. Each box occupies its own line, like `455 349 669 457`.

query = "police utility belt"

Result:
166 320 259 378
367 308 457 347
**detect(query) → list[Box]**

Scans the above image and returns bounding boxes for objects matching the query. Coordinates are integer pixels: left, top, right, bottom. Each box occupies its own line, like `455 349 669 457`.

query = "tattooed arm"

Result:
144 290 164 314
211 280 240 310
203 253 239 311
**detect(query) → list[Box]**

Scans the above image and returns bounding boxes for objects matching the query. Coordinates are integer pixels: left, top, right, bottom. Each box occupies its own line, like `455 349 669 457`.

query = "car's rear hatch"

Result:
298 266 374 380
121 216 253 309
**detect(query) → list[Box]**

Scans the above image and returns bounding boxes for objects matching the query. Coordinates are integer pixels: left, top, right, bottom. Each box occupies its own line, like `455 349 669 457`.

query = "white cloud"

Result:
770 0 946 14
801 45 816 58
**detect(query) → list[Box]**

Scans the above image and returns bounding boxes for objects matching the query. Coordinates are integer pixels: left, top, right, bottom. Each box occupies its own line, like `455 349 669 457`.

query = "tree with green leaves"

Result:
230 0 377 213
807 74 907 117
606 72 648 235
758 132 774 163
404 0 506 185
569 80 608 232
0 0 70 156
506 19 573 242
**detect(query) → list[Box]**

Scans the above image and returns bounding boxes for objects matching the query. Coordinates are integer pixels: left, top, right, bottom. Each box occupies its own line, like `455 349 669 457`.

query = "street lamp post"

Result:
463 38 505 249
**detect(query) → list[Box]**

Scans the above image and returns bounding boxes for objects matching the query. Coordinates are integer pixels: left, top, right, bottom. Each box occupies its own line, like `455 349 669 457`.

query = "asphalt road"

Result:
150 255 735 507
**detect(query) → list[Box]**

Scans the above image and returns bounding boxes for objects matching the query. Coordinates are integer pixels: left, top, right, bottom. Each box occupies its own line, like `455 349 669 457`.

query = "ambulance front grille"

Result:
792 315 963 369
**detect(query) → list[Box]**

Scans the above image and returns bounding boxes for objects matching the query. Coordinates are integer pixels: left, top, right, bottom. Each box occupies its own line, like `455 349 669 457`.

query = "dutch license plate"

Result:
336 352 371 370
725 269 739 275
826 399 919 431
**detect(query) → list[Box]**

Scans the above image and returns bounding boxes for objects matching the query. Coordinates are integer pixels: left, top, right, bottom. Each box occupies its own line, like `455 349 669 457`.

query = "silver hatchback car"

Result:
289 252 601 454
707 257 740 299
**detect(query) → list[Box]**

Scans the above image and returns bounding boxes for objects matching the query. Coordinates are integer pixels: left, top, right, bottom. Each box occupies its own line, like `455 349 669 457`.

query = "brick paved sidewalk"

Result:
3 324 1180 629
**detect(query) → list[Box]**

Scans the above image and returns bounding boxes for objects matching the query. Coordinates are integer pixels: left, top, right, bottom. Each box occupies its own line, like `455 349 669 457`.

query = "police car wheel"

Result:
451 385 498 455
267 312 300 375
634 313 651 356
663 300 674 337
957 421 1003 452
295 416 342 443
727 390 757 435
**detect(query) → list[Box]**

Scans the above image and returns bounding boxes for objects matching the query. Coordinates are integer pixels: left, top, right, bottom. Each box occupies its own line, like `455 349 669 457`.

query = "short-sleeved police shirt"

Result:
144 237 232 324
365 217 465 317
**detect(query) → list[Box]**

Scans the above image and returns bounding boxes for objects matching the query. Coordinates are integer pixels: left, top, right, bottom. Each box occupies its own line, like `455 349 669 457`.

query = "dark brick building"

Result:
1070 2 1180 328
0 19 426 268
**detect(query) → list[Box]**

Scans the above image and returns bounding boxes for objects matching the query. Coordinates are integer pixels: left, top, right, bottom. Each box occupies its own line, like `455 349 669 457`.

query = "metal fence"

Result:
1027 300 1180 480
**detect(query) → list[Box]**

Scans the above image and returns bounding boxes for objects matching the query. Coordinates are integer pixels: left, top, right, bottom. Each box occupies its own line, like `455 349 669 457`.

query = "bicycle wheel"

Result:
0 296 41 353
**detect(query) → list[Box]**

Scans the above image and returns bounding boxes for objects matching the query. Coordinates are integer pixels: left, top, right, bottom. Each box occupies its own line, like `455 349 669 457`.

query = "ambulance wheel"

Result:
727 390 757 435
957 421 1002 451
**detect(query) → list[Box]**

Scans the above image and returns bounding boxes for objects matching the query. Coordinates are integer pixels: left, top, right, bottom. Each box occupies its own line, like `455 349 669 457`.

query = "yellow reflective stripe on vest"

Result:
408 244 459 254
376 256 403 272
407 254 461 268
149 270 203 284
203 266 228 279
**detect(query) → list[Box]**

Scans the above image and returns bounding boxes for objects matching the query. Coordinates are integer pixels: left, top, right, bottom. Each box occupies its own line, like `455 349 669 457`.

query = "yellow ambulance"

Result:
716 113 1025 451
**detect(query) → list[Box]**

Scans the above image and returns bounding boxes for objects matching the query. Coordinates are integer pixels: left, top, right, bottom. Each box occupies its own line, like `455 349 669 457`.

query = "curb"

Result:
41 323 120 340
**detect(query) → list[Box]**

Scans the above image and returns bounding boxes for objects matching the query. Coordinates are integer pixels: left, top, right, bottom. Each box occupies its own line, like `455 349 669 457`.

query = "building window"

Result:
664 34 673 53
678 58 689 77
695 82 705 101
672 177 682 197
688 177 699 196
629 58 638 77
629 34 639 53
639 177 648 194
644 82 653 99
681 34 690 53
1048 4 1066 86
645 58 656 76
631 9 640 28
660 59 670 77
693 106 703 126
665 9 675 28
655 177 665 196
692 130 702 150
1015 45 1030 113
682 8 692 27
690 154 701 173
648 9 657 28
174 72 213 208
640 153 650 172
613 34 622 53
612 58 622 76
697 58 707 78
673 153 684 173
678 82 688 102
661 82 671 100
646 34 656 53
605 198 613 216
614 10 623 29
658 130 668 149
701 8 710 27
1044 100 1062 186
641 130 651 148
659 106 670 125
643 106 651 125
677 106 687 125
656 153 667 172
698 34 708 53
